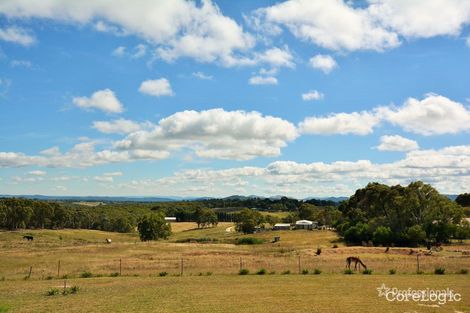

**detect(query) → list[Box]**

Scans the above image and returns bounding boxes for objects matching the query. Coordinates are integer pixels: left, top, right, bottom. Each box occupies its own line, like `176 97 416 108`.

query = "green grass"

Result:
0 275 469 313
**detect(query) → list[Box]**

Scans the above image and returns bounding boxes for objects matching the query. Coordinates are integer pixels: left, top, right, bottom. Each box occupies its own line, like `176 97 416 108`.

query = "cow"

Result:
105 238 112 244
23 235 34 241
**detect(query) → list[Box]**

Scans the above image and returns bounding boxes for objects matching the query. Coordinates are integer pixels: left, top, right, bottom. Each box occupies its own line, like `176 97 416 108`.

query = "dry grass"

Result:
0 275 469 313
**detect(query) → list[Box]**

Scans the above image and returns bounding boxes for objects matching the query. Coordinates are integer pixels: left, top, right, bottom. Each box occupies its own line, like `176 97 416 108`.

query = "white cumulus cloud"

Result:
302 90 324 101
73 89 124 113
299 111 380 135
139 78 173 97
249 76 278 85
0 26 35 46
92 119 148 135
377 135 419 152
309 54 337 74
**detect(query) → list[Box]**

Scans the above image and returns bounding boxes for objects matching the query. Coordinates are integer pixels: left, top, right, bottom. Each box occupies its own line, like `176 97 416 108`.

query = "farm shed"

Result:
273 223 291 230
164 217 177 222
295 220 317 230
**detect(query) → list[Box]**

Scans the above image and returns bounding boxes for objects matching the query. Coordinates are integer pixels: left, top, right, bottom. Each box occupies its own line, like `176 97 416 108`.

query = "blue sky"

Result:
0 0 469 197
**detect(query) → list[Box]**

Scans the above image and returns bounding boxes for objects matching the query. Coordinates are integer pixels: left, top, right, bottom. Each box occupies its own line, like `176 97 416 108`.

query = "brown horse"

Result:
346 256 367 270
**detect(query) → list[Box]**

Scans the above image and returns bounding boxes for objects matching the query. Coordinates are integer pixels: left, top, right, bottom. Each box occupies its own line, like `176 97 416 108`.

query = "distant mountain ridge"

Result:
0 194 459 203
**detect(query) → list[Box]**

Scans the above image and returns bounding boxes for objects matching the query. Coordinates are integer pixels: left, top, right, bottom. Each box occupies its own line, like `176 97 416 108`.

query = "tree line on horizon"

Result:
0 181 469 245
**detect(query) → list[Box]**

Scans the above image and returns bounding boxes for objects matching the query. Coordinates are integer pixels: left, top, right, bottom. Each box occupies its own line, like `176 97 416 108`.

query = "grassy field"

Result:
0 224 469 312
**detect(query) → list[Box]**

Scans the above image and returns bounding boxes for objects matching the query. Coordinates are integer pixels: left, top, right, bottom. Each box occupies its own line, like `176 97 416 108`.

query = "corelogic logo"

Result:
377 283 462 305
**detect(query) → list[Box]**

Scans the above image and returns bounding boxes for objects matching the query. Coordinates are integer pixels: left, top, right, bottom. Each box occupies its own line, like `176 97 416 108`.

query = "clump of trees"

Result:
336 181 466 246
137 212 171 241
234 208 264 234
456 193 470 208
194 208 218 228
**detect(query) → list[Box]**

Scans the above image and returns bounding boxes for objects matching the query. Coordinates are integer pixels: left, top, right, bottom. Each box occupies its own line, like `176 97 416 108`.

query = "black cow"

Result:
23 235 34 241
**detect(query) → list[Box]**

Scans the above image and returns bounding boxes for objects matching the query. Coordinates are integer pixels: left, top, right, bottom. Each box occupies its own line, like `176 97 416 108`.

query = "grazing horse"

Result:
105 238 112 244
23 235 34 241
346 256 367 271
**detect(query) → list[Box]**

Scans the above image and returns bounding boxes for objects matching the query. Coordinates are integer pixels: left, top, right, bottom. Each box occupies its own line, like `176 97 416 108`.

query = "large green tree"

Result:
137 213 171 241
235 208 264 234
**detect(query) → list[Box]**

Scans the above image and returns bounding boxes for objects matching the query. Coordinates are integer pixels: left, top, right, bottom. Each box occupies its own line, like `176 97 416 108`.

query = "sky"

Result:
0 0 469 198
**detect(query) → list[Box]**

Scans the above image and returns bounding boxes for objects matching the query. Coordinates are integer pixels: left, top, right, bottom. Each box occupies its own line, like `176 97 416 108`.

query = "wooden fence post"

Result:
28 266 32 279
119 258 122 276
298 255 301 274
180 257 184 276
57 260 61 278
416 254 420 273
239 257 242 271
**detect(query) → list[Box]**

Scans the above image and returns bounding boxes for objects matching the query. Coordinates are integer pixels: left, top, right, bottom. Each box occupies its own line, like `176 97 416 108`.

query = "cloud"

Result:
377 135 419 152
309 54 337 74
251 0 400 52
299 111 380 135
10 60 32 68
112 46 126 57
139 78 173 97
0 0 255 65
302 90 324 101
0 26 35 46
369 0 470 39
115 108 298 161
28 170 46 176
92 119 148 134
254 46 295 68
73 89 124 113
467 36 470 47
132 44 146 58
104 171 122 177
94 175 113 183
379 94 470 135
248 76 278 85
192 72 213 80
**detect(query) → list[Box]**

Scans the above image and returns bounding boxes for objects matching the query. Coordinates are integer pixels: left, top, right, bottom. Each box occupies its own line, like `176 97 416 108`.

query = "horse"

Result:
105 238 112 244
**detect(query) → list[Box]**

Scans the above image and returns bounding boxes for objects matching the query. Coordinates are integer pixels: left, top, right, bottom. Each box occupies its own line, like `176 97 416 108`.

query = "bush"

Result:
301 269 309 275
46 288 60 296
281 270 290 275
362 269 373 275
236 237 264 245
159 272 168 277
389 269 396 275
458 269 468 274
238 268 249 275
110 272 119 277
416 270 424 275
256 268 267 275
69 286 80 294
344 269 354 275
80 271 92 278
45 275 53 280
138 213 171 241
434 267 445 275
313 268 322 275
269 271 276 275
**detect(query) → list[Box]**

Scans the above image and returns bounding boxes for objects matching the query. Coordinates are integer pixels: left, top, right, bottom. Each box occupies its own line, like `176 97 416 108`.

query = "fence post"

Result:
119 258 122 276
416 254 420 273
239 257 242 271
298 255 301 274
63 280 67 293
28 266 32 279
57 260 60 278
180 257 184 276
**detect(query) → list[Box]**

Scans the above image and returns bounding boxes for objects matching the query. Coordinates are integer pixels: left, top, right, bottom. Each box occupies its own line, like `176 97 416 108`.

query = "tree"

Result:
235 208 264 234
194 208 218 228
373 226 393 246
406 225 426 247
137 213 171 241
456 193 470 207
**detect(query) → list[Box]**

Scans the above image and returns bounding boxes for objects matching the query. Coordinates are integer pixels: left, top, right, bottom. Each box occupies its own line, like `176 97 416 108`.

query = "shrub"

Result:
416 270 424 275
434 267 445 275
159 272 168 277
45 275 54 280
236 237 264 245
110 272 119 277
301 269 309 275
344 269 354 275
313 268 322 275
256 268 267 275
389 269 396 275
362 269 373 275
239 268 249 275
205 272 212 276
46 288 60 296
80 271 92 278
69 286 80 294
269 271 276 275
458 269 468 274
281 270 290 275
61 275 68 279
